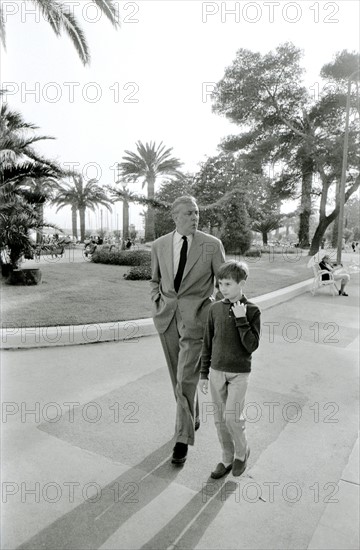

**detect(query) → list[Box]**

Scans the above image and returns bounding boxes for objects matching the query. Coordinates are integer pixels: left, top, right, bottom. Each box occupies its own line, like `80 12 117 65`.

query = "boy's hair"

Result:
217 260 249 283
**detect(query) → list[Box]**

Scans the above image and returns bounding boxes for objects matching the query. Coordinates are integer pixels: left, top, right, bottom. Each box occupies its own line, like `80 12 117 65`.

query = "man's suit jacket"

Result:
150 230 226 338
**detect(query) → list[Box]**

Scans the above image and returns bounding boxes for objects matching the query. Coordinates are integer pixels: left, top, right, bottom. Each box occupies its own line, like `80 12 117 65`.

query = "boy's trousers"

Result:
209 370 250 464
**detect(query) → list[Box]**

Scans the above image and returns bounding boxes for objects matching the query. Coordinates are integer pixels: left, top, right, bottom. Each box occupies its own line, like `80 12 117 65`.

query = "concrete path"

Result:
1 275 359 549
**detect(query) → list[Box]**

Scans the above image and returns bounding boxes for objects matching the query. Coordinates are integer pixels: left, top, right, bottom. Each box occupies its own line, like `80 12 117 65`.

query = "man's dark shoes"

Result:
339 290 349 296
232 448 250 477
171 442 188 464
211 462 232 479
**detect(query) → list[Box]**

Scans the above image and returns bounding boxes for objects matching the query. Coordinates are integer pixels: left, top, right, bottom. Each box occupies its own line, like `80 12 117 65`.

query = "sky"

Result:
1 0 359 233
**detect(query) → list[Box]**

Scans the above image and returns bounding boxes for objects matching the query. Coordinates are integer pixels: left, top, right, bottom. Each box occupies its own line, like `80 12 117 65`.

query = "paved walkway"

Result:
1 276 359 549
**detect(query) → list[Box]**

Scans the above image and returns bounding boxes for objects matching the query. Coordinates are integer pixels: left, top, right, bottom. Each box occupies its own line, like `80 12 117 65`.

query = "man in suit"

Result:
150 196 226 464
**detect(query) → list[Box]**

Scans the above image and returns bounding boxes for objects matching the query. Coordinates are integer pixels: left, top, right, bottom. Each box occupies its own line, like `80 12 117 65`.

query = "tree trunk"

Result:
79 207 86 242
331 220 338 248
309 218 334 255
262 231 268 245
298 166 313 248
145 176 155 242
309 174 360 255
71 205 78 239
123 200 129 240
36 204 44 244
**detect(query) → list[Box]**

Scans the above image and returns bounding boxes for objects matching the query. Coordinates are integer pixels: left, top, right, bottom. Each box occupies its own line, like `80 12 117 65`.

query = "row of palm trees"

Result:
1 0 185 266
0 98 185 268
52 141 183 242
34 141 183 243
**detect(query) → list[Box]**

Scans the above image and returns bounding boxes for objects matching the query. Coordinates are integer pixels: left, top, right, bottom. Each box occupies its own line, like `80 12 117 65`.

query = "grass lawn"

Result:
1 248 313 327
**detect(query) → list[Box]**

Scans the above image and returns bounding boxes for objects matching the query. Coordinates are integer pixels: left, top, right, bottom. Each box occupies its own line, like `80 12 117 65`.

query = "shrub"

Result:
92 249 151 266
261 246 301 255
92 248 152 280
243 247 261 258
220 189 252 255
124 264 152 280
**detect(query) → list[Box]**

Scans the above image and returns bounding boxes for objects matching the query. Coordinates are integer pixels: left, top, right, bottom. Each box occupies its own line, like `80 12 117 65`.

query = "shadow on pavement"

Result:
17 441 180 550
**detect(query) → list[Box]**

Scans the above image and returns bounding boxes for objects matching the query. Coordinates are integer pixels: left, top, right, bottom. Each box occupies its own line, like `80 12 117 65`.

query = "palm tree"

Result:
0 102 61 172
0 0 119 65
0 102 64 269
119 141 183 241
119 181 130 244
52 185 78 239
24 177 61 243
53 174 113 241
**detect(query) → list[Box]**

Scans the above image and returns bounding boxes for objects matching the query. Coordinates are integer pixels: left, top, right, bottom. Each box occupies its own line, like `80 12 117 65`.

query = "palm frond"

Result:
34 0 89 64
0 4 6 49
93 0 120 27
60 8 90 65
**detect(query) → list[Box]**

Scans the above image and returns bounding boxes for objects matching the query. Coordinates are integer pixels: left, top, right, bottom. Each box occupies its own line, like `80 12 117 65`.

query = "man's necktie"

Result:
174 236 188 292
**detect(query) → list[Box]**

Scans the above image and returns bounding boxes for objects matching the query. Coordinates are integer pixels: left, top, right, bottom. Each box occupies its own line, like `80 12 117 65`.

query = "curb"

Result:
1 279 313 350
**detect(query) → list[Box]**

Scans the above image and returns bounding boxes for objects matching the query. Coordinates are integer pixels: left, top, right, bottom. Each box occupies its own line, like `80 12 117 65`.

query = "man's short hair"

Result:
218 260 249 283
171 196 198 216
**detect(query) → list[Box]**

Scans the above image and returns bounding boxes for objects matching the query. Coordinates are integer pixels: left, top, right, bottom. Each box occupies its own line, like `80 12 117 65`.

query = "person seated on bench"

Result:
319 255 350 296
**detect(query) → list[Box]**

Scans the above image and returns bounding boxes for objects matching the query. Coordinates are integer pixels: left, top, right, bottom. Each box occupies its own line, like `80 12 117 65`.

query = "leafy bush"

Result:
124 264 152 280
243 247 261 258
92 249 151 266
92 248 152 280
261 246 302 255
220 189 252 255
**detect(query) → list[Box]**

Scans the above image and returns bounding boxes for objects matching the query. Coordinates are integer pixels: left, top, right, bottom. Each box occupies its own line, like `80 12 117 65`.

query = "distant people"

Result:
199 260 261 479
97 236 103 245
125 238 132 250
319 255 350 296
351 241 356 252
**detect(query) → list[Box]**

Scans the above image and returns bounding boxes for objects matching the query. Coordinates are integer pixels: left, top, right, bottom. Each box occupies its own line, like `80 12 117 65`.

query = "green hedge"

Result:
91 249 151 266
92 249 152 280
244 247 261 258
261 246 301 254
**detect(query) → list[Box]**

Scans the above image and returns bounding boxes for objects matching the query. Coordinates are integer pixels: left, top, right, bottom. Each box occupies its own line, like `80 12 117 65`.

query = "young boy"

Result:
199 260 261 479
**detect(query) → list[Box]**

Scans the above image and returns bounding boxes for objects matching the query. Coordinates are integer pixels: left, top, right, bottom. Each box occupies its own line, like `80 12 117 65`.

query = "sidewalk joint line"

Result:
94 454 172 521
340 478 360 486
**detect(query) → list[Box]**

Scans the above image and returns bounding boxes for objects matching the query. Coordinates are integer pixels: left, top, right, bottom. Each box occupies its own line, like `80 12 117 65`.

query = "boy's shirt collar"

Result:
222 295 248 304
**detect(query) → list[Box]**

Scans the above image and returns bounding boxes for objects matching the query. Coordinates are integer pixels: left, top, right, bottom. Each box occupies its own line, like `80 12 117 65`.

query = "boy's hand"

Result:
232 301 247 318
199 379 209 395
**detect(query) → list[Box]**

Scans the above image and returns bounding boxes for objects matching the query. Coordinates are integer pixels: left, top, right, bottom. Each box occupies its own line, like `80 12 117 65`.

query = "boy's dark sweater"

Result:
200 296 261 380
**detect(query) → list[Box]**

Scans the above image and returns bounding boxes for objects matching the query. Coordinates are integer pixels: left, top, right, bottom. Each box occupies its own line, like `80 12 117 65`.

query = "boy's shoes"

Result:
339 290 349 296
171 442 188 464
195 418 200 431
232 448 250 477
210 462 233 479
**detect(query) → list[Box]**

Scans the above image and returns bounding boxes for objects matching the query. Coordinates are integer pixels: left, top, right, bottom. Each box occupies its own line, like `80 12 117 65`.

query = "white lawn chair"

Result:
307 254 338 296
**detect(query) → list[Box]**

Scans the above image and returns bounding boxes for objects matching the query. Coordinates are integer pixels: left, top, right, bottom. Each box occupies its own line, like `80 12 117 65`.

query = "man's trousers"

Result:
159 309 202 446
